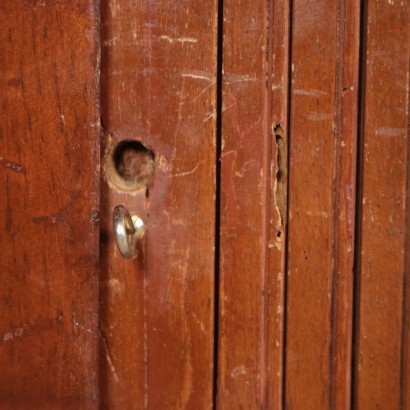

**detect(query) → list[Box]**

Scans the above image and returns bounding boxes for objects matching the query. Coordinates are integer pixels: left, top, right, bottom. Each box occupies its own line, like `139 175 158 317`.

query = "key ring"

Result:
113 205 145 259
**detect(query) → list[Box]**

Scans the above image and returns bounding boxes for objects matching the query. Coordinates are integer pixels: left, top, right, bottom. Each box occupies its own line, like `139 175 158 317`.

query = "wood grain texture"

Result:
267 0 290 407
285 0 360 408
354 1 410 408
217 0 288 407
0 1 100 409
405 144 410 408
99 0 218 408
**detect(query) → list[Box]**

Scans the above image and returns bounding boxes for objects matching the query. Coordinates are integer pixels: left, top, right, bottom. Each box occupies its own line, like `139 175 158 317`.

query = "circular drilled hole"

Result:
105 140 155 192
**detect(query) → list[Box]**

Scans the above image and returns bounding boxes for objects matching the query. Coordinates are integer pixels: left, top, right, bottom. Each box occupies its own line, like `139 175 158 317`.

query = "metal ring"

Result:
113 205 145 259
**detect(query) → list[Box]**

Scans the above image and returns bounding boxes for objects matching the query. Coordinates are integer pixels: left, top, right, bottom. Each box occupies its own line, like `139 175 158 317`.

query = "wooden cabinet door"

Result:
217 0 409 409
1 1 409 409
98 0 218 408
1 0 218 409
0 1 100 408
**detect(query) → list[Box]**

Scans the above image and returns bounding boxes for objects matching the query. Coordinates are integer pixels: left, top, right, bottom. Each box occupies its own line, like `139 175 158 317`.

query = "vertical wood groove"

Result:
261 0 274 405
399 28 410 410
282 0 294 407
213 0 224 406
329 0 343 405
354 0 409 407
285 0 359 408
217 0 289 407
351 1 368 408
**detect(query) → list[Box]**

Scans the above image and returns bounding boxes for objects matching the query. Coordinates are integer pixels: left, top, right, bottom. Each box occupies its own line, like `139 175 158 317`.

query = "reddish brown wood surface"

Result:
285 0 360 409
267 0 290 407
99 0 218 408
405 168 410 408
1 2 408 408
354 1 410 409
0 1 100 408
217 0 288 407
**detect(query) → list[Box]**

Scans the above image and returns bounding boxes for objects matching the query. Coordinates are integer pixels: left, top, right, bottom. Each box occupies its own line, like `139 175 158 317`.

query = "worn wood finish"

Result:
1 2 409 408
217 0 288 407
405 160 410 408
99 0 218 408
331 1 361 409
267 0 290 407
0 1 100 408
354 1 410 409
285 0 360 408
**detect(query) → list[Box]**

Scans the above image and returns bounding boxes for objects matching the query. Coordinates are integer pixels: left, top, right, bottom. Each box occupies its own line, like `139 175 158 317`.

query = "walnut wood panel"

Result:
0 1 100 409
354 1 409 409
99 0 218 408
217 0 289 407
285 0 360 409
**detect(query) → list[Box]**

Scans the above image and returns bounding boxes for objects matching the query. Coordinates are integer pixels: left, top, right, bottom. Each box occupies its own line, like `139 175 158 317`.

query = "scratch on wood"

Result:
102 35 120 47
0 157 26 174
221 149 237 159
180 342 193 407
225 73 262 84
192 312 206 333
99 325 119 383
2 327 24 343
306 112 332 121
71 303 94 334
170 162 201 178
375 127 406 137
222 102 236 112
235 159 256 178
231 365 247 379
191 80 216 103
293 89 327 97
181 70 212 81
159 35 198 44
306 210 329 218
203 112 216 123
32 213 66 224
106 278 125 296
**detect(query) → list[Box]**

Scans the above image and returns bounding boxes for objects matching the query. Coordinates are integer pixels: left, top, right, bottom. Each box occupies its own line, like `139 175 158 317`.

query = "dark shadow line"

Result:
281 0 293 408
212 0 224 407
351 0 368 408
